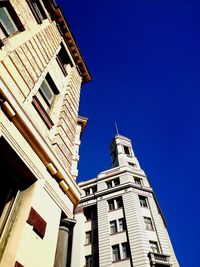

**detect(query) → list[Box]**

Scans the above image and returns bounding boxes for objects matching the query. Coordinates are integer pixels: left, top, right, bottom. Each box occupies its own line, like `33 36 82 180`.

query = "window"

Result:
149 241 160 254
122 242 129 259
124 145 130 155
108 199 115 211
85 255 92 267
85 188 90 196
27 0 47 24
0 1 24 39
108 197 123 211
106 181 112 188
113 177 120 186
134 177 142 186
85 231 92 244
84 206 97 221
110 220 117 234
118 218 125 232
116 197 123 209
32 74 59 129
112 245 120 261
91 186 97 194
106 178 120 188
128 162 136 167
144 217 154 230
139 195 148 208
56 43 73 76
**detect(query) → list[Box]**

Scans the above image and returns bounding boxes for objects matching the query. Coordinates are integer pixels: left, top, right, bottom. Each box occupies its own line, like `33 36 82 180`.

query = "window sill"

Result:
112 257 130 263
108 207 123 212
110 230 126 236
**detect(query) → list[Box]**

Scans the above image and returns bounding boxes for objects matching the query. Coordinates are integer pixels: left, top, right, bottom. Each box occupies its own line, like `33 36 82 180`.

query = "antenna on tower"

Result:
115 121 119 135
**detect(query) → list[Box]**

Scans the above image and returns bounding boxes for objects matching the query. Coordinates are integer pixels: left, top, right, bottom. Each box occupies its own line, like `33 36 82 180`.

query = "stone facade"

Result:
0 1 91 266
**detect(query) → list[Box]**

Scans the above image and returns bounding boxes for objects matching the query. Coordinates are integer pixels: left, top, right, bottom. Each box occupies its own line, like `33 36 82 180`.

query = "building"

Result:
0 1 91 267
71 134 180 267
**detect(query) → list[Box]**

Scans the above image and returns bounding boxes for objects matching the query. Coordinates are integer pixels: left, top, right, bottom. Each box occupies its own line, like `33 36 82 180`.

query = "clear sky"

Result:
57 0 199 266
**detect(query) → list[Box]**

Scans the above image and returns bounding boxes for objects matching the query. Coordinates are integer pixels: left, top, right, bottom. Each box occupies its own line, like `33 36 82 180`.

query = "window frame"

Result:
112 244 120 261
121 242 129 259
26 0 47 24
144 217 154 231
32 73 59 129
118 218 125 232
110 220 117 235
85 255 92 267
139 195 148 208
149 241 160 254
0 1 24 40
85 231 92 245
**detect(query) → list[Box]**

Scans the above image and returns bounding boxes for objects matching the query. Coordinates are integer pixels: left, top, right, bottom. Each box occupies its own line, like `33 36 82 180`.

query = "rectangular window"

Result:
110 220 117 234
106 181 112 188
85 255 92 267
134 177 142 186
149 241 160 254
85 188 90 196
108 199 115 211
124 145 130 155
85 231 92 244
116 197 123 209
0 1 24 39
144 217 154 230
32 74 59 129
118 218 125 232
91 186 97 194
56 43 73 76
27 0 47 24
139 195 148 208
113 177 120 186
112 244 120 261
122 242 129 259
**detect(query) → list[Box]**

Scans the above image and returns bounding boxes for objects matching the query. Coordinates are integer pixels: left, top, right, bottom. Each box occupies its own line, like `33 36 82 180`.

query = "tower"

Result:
71 134 180 267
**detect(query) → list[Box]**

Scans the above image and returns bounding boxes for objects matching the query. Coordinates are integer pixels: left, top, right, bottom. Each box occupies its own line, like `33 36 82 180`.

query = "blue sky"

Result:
57 1 200 266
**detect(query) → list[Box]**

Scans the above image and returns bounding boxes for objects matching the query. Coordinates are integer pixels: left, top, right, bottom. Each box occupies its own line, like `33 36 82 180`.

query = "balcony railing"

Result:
148 252 171 266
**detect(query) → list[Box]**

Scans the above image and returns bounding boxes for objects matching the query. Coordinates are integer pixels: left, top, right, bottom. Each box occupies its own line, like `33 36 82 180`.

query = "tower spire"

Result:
115 121 119 135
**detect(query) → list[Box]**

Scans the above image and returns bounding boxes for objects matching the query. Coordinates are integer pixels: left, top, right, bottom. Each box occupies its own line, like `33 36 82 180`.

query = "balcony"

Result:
148 252 172 266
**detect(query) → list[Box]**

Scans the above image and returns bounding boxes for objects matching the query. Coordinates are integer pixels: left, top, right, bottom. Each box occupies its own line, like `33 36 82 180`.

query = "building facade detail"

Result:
0 1 91 266
71 134 180 267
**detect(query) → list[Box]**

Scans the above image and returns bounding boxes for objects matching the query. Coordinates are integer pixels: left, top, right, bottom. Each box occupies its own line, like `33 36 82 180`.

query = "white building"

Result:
71 134 180 267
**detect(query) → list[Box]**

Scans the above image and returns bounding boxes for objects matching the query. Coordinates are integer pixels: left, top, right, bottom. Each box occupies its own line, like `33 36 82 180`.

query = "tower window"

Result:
0 1 24 39
144 217 154 230
149 241 160 254
134 177 142 186
124 145 130 155
139 195 148 208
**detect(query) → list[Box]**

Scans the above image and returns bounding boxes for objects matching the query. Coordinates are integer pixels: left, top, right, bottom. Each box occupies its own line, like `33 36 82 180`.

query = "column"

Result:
54 218 76 267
